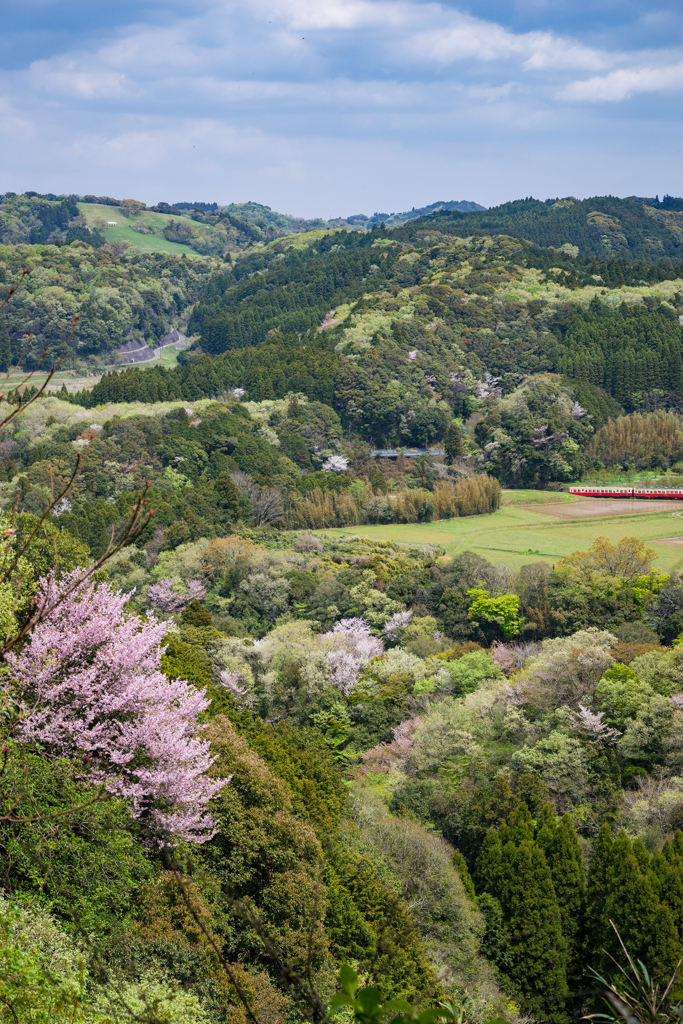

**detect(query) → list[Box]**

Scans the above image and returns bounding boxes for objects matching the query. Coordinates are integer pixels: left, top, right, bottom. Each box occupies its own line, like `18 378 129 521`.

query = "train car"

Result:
569 486 683 499
569 486 636 498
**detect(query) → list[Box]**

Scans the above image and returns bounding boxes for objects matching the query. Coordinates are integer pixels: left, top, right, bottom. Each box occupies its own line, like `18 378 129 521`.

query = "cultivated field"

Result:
320 490 683 572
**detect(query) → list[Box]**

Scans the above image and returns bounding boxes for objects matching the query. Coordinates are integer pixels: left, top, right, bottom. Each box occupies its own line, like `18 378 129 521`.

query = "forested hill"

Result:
405 195 683 262
62 221 683 483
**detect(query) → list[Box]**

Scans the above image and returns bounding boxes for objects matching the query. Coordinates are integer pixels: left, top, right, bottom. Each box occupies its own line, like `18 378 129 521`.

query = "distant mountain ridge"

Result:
405 194 683 263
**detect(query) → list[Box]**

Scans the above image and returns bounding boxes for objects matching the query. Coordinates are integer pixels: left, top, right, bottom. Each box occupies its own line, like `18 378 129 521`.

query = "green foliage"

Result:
408 195 683 263
466 589 524 642
0 748 153 935
0 240 214 366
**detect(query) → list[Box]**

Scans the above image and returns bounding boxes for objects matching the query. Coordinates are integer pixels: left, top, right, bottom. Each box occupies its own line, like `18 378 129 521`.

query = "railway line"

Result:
569 486 683 500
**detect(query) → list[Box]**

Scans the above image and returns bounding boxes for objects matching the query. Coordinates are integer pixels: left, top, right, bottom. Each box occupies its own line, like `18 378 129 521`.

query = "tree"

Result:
466 588 524 641
556 536 657 586
148 576 207 613
539 813 586 975
0 318 11 372
214 471 241 522
504 842 569 1022
7 571 229 843
444 422 464 464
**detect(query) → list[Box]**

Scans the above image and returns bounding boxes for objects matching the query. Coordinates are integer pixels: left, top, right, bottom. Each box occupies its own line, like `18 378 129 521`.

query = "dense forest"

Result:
3 194 683 1024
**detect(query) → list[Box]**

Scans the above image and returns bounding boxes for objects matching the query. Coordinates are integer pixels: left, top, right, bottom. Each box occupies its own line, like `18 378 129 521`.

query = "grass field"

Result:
320 490 683 572
78 203 198 255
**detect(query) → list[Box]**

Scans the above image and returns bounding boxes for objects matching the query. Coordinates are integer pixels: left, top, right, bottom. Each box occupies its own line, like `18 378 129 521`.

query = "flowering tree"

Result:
6 572 228 843
219 668 255 706
383 610 413 643
322 455 349 474
570 703 622 746
148 576 207 613
321 618 383 696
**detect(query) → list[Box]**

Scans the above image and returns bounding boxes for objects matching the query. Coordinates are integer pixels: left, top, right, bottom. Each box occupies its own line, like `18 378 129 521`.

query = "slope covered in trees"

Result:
5 236 683 1021
52 217 683 487
406 195 683 263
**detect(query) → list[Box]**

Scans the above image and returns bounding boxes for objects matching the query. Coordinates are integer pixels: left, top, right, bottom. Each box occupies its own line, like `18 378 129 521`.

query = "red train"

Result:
569 486 683 499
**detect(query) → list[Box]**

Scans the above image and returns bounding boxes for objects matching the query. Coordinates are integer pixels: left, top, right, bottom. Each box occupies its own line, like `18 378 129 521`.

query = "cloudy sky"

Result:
1 0 681 217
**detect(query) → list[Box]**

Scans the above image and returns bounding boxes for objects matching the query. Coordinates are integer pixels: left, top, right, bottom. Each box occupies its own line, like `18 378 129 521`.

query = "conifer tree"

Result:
474 828 507 899
0 318 11 373
444 422 464 464
603 846 683 984
585 824 614 955
545 815 586 976
452 850 476 901
504 842 569 1023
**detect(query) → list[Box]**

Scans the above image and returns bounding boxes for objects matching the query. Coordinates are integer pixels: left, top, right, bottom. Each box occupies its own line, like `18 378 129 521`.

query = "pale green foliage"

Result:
617 693 676 765
630 648 683 696
370 648 433 683
16 396 216 446
511 627 617 709
0 898 211 1023
511 730 590 805
212 637 257 692
153 539 211 582
621 775 683 848
346 571 405 629
411 698 486 776
96 971 212 1024
0 897 87 1023
240 570 291 621
347 786 501 995
596 672 656 731
256 620 334 699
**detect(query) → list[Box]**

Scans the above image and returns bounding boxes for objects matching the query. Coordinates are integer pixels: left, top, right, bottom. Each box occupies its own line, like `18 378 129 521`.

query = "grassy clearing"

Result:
319 491 683 572
78 203 197 255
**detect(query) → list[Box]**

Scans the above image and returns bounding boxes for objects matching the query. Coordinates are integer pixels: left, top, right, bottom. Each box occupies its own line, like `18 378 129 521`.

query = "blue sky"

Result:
0 0 681 217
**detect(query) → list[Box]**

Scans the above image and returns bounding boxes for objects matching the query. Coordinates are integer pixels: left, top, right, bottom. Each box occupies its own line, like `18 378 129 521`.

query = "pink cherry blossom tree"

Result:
321 617 383 696
6 572 229 844
148 576 207 614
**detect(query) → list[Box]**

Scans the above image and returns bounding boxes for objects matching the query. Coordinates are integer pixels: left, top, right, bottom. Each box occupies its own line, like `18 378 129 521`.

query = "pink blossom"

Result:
6 573 228 844
321 618 384 696
360 717 419 773
148 576 207 614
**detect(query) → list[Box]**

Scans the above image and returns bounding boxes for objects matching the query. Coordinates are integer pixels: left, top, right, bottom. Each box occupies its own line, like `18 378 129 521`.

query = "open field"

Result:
78 203 198 255
319 491 683 572
0 342 186 395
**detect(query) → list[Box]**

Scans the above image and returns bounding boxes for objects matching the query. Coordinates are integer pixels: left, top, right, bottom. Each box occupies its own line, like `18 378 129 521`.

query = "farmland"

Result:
321 490 683 571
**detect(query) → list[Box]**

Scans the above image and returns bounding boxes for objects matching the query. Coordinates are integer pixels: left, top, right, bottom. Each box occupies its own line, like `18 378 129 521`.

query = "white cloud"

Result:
560 60 683 101
30 60 129 99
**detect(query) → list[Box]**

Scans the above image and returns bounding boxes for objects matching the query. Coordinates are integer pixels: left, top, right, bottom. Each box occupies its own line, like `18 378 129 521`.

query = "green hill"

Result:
405 194 683 262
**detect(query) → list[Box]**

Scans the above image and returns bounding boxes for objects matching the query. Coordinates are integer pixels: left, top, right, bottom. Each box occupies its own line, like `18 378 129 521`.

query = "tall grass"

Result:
286 475 501 530
588 411 683 469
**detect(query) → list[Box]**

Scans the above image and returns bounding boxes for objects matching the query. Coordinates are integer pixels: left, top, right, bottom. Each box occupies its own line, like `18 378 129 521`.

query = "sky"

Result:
0 0 681 218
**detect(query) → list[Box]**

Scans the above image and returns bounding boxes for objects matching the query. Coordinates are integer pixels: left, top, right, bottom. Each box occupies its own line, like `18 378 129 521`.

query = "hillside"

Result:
6 192 683 1024
0 241 217 370
63 224 683 486
406 194 683 262
0 191 485 258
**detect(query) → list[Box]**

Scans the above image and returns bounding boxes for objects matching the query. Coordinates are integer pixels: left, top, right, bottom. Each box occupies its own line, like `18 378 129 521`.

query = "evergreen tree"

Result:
544 815 586 976
601 837 683 985
452 849 476 900
474 828 507 899
504 842 569 1023
444 422 464 463
585 823 614 956
214 472 241 522
0 318 11 373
